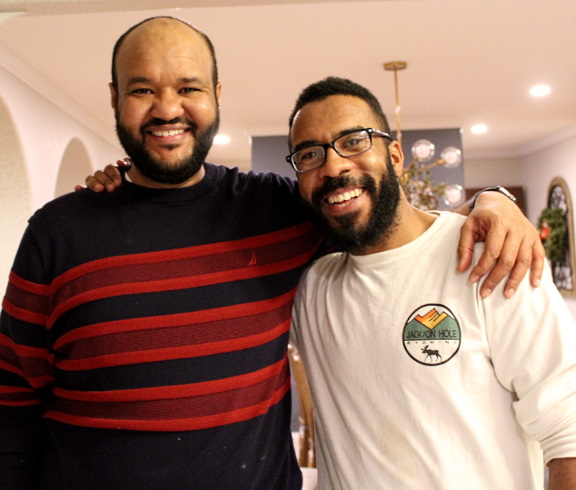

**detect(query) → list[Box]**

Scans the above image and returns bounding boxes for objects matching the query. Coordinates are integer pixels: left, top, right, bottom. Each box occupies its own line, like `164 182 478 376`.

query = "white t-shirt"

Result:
292 212 576 489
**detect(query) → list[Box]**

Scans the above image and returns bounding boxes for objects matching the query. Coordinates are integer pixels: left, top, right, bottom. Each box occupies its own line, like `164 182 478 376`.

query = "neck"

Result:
360 196 437 255
126 165 206 189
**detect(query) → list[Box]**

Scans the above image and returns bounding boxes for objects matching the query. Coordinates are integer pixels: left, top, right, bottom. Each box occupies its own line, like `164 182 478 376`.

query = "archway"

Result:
0 97 30 295
55 138 93 198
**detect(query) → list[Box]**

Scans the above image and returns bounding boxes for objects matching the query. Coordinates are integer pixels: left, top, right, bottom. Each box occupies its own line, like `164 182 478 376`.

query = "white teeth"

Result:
151 129 186 137
327 188 362 204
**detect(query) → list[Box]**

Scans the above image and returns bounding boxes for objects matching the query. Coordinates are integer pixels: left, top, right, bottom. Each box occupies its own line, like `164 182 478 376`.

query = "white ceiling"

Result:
0 0 575 169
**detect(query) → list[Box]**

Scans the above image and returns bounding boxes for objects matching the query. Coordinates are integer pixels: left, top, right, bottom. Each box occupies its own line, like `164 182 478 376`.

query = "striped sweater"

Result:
0 163 321 489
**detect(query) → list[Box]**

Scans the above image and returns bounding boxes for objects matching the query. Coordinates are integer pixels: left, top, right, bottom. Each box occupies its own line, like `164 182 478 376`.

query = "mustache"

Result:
311 175 374 206
142 117 198 133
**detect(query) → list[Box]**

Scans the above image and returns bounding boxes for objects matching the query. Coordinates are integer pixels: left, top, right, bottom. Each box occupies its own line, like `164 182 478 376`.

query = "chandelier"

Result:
384 61 464 210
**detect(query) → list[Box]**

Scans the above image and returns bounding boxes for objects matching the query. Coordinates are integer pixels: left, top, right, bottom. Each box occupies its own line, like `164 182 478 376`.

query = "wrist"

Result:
470 186 517 212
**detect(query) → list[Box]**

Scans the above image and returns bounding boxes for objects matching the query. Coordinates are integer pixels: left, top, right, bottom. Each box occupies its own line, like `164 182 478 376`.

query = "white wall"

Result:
0 59 122 296
521 129 576 317
464 156 522 190
465 138 576 317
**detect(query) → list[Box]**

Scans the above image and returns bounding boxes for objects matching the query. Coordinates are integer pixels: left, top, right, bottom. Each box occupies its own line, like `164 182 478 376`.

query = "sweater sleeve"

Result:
0 225 54 489
484 262 576 464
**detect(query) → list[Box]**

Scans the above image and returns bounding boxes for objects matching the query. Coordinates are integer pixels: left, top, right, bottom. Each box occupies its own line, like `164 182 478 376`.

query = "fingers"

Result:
529 239 546 288
84 160 128 192
458 190 545 299
456 219 476 273
471 231 544 299
482 236 532 299
117 158 132 169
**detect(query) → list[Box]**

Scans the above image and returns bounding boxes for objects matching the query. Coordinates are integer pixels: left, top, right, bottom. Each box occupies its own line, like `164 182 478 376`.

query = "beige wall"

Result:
464 157 522 190
467 131 576 318
0 59 121 296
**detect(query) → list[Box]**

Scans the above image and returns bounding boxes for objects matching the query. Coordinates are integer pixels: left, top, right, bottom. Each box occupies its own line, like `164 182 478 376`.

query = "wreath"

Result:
537 207 567 263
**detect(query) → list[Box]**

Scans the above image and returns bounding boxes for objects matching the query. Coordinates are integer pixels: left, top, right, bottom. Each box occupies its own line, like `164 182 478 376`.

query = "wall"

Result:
0 59 121 296
252 135 292 178
521 129 576 317
467 131 576 317
464 157 522 190
0 96 30 300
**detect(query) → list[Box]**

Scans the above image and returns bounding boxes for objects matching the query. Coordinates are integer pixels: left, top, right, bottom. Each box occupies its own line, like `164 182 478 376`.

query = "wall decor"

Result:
538 177 576 297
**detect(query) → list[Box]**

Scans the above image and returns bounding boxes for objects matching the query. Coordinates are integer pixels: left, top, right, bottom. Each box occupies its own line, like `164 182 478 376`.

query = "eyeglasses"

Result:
286 128 391 174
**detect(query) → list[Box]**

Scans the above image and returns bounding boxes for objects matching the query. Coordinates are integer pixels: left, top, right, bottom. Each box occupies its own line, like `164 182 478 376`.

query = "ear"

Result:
215 81 222 107
388 140 404 177
109 83 118 111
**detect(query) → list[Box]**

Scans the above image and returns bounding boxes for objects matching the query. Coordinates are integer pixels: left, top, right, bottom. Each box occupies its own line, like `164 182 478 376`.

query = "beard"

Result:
115 112 220 185
300 157 401 255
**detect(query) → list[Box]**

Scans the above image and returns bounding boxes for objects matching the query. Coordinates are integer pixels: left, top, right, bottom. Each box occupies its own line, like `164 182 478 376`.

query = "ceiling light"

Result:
471 124 488 135
384 61 463 211
213 134 231 145
441 147 462 168
443 184 465 206
529 84 551 97
411 139 435 162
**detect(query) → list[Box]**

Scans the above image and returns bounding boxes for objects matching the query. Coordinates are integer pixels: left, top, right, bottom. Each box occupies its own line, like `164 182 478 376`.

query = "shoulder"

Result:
29 186 126 226
207 163 298 197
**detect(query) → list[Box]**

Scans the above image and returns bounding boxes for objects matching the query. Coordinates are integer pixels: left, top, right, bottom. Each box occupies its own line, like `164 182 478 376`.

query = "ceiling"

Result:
0 0 575 169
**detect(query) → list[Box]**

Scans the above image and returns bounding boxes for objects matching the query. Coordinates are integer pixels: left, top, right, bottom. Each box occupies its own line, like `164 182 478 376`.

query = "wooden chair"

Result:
288 343 316 468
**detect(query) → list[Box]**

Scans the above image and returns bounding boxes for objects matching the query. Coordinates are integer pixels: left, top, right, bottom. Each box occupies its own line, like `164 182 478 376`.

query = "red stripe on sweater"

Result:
0 359 54 389
1 297 49 325
45 378 291 432
54 289 296 350
51 222 316 290
56 318 290 371
47 251 312 328
53 357 287 402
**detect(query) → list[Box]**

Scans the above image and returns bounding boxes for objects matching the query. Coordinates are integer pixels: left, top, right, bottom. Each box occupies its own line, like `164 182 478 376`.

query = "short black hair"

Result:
111 16 219 92
288 76 391 134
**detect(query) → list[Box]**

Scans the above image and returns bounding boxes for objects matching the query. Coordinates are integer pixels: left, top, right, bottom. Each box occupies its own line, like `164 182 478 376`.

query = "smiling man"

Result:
289 77 576 489
110 17 221 187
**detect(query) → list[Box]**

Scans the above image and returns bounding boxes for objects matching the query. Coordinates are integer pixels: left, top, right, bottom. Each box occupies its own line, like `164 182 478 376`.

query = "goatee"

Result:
300 159 400 255
115 112 220 185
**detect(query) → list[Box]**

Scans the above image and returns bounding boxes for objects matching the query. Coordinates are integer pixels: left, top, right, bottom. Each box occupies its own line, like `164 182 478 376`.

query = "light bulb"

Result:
441 147 462 168
411 140 435 162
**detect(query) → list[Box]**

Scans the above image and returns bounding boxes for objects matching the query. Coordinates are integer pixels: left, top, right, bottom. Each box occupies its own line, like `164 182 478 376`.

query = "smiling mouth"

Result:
149 129 189 137
326 188 363 205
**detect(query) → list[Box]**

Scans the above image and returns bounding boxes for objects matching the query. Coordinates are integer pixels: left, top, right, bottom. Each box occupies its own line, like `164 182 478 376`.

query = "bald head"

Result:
111 16 218 92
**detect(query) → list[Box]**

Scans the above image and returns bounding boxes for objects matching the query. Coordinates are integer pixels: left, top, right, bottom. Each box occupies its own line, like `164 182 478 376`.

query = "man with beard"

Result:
289 77 576 489
0 16 545 490
0 17 310 490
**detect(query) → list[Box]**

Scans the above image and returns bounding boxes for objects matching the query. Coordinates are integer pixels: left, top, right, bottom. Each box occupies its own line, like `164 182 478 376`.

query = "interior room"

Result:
1 1 575 485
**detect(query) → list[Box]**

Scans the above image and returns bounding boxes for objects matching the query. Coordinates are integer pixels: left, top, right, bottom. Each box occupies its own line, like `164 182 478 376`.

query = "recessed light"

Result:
471 124 488 135
213 134 231 145
529 84 551 97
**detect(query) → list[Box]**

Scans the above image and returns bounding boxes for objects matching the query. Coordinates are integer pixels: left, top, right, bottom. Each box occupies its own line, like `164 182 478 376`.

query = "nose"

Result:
150 90 185 122
316 147 353 179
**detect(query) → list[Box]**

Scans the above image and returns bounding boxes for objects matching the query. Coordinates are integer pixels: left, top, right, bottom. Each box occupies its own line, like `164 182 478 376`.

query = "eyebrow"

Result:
125 76 206 87
293 126 366 153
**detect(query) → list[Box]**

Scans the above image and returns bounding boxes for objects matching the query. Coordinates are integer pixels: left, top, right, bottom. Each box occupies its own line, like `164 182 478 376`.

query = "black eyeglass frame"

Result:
286 128 392 174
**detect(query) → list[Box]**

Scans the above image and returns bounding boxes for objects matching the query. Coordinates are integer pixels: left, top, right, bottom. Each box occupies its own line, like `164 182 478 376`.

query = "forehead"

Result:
115 20 213 84
291 95 379 143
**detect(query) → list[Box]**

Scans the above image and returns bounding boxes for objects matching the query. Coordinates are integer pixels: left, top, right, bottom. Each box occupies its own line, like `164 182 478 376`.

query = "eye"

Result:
180 87 201 94
342 132 369 150
129 88 153 95
297 148 323 163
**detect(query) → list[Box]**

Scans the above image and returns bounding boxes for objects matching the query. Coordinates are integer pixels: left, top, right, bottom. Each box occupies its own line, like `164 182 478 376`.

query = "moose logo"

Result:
402 304 461 366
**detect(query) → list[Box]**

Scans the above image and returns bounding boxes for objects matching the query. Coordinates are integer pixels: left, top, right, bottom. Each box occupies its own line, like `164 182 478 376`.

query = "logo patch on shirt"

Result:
402 304 461 366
